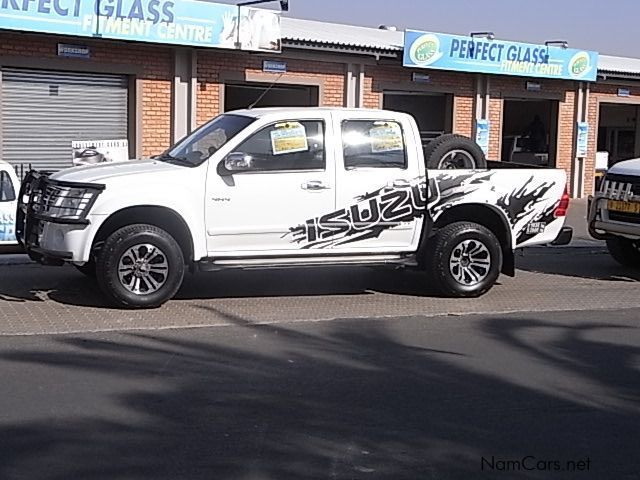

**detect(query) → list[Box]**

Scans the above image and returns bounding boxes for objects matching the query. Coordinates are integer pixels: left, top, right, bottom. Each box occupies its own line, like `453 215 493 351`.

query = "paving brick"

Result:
0 249 638 337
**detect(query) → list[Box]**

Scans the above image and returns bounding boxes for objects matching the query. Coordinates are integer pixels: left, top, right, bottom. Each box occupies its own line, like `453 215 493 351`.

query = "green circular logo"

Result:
415 40 438 62
410 34 442 66
570 52 590 77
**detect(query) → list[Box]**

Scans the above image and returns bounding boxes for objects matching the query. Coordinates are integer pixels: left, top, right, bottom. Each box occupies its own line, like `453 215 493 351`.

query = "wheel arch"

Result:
92 206 195 265
430 203 515 276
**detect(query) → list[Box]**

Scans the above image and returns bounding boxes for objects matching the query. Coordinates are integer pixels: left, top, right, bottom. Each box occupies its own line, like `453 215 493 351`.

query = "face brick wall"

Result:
2 32 606 196
0 32 173 158
363 65 476 137
587 83 640 196
196 51 345 126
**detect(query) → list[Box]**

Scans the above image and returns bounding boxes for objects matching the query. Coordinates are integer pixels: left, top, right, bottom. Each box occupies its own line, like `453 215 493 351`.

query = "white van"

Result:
0 160 19 248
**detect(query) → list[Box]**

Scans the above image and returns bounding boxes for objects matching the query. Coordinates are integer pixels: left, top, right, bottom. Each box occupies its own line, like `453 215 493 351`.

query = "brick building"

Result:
1 10 639 197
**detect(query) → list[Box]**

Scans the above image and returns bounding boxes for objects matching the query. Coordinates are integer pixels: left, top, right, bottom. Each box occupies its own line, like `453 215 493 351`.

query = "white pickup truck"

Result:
17 108 572 308
588 158 640 266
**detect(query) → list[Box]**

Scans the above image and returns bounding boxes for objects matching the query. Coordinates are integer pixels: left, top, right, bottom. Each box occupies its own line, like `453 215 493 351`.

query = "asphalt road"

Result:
0 243 639 479
0 307 638 480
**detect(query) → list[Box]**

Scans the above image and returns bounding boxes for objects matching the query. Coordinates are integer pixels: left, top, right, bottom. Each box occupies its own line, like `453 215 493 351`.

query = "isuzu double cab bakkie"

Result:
17 108 572 308
588 158 640 267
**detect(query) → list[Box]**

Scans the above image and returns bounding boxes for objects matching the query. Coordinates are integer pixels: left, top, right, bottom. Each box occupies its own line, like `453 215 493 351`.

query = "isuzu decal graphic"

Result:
286 170 562 249
496 176 557 245
427 171 495 215
287 177 428 249
496 176 554 225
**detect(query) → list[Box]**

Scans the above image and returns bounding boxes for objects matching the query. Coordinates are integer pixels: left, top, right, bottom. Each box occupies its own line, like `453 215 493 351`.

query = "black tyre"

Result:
425 221 502 297
606 236 640 268
74 259 96 278
96 224 185 309
424 134 487 170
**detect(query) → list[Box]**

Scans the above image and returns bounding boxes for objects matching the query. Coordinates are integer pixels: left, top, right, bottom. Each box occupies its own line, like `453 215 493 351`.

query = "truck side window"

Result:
232 120 325 172
0 171 16 202
342 120 407 169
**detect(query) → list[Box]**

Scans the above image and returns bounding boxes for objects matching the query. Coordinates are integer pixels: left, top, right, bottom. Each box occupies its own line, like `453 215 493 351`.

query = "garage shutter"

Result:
1 68 129 172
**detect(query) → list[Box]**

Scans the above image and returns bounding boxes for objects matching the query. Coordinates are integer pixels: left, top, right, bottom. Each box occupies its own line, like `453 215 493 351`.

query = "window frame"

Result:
341 118 409 171
0 171 16 203
228 119 327 175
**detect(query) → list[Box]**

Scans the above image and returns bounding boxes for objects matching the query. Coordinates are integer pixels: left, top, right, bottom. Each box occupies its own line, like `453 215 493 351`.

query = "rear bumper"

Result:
550 226 573 246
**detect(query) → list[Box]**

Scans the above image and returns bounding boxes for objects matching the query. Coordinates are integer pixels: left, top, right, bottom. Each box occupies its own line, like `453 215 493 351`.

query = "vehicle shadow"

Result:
28 266 446 309
175 267 443 301
0 264 104 305
0 311 637 479
517 247 640 282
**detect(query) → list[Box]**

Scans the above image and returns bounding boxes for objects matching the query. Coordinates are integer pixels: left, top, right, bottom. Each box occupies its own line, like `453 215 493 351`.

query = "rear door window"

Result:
342 120 407 169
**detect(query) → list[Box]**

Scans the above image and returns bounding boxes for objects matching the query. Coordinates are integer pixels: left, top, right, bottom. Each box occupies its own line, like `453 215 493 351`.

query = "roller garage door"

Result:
1 68 129 172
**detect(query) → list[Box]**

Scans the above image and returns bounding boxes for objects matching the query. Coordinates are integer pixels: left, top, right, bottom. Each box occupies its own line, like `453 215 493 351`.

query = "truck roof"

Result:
227 107 403 119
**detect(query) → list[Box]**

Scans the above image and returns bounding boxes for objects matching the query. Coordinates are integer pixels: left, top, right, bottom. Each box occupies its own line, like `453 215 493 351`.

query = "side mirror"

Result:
224 153 253 172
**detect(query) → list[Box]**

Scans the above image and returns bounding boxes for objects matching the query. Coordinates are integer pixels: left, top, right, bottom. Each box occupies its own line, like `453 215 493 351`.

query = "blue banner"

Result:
475 119 490 155
0 0 281 51
404 30 599 82
577 122 589 157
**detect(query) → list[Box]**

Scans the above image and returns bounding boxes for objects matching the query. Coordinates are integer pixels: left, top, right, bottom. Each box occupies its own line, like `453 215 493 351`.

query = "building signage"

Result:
404 30 599 82
263 60 287 74
576 122 589 158
0 1 281 52
526 81 541 92
618 88 631 97
57 43 91 58
72 139 129 166
411 72 431 83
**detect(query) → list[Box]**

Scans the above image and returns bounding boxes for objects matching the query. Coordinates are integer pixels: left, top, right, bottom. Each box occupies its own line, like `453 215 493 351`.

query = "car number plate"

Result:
608 199 640 214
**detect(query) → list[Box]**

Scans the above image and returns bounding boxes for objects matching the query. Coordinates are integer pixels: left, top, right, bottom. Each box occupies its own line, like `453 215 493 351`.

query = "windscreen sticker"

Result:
270 122 309 155
369 122 404 153
0 211 16 242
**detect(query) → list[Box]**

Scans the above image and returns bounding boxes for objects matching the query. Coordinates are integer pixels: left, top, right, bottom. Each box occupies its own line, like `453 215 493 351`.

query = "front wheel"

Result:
425 221 502 297
606 236 640 268
96 224 185 309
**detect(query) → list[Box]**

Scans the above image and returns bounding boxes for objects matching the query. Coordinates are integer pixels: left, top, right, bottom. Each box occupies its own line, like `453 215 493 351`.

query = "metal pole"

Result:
235 5 241 49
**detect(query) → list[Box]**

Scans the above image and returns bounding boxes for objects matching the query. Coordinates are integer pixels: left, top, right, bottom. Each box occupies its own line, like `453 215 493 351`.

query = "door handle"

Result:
302 180 331 191
386 179 411 189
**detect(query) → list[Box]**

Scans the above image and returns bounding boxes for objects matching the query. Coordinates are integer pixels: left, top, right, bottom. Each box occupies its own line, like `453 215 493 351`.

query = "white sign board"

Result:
595 151 609 170
72 139 129 166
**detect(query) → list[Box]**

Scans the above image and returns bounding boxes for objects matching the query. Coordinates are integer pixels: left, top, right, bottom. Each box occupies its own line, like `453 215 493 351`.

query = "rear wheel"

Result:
606 236 640 268
96 224 185 309
425 221 502 297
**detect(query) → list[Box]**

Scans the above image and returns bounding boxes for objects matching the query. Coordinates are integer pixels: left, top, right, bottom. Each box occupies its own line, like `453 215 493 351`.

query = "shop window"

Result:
0 172 16 202
232 120 325 172
342 120 407 169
